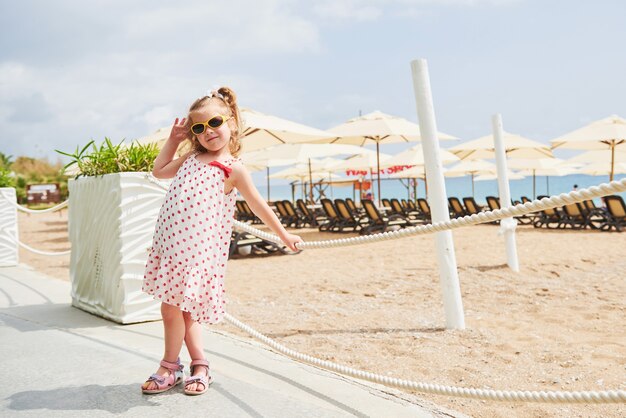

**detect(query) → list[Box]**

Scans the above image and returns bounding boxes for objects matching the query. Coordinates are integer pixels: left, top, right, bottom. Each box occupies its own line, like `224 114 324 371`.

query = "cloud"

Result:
0 0 325 159
312 0 520 21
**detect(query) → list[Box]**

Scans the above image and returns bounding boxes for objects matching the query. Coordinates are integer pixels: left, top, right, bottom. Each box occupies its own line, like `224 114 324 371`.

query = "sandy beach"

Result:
16 209 626 418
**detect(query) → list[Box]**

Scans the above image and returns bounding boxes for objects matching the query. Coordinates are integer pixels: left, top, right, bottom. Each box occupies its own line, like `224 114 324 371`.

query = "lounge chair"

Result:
229 231 289 258
360 199 408 235
334 199 368 232
416 198 432 222
275 201 298 228
319 198 344 232
238 200 261 224
602 195 626 232
296 199 323 227
448 197 466 218
282 200 310 228
561 202 588 229
579 199 609 230
532 195 564 229
345 197 363 217
391 198 421 220
484 196 502 225
463 197 483 215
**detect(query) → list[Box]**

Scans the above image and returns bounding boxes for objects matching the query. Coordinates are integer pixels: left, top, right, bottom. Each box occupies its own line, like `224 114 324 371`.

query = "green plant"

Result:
0 152 14 170
56 138 160 178
0 167 15 188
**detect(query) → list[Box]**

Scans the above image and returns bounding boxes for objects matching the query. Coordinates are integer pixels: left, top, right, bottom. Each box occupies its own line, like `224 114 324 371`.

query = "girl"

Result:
141 87 302 395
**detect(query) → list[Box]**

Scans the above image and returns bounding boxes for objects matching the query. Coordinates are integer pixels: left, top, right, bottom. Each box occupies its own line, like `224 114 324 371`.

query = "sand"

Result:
16 209 626 418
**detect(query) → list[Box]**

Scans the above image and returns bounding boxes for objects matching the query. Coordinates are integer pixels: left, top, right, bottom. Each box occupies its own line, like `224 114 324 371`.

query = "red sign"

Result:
345 165 414 176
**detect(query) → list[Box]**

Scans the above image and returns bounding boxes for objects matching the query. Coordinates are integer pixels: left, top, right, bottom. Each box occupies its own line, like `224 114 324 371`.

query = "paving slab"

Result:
0 265 465 417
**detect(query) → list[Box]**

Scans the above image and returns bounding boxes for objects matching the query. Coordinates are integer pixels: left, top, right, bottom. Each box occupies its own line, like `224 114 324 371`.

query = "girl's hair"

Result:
186 86 242 157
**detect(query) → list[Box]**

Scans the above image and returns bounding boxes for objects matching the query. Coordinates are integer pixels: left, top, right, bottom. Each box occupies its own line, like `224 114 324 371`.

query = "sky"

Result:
1 0 625 179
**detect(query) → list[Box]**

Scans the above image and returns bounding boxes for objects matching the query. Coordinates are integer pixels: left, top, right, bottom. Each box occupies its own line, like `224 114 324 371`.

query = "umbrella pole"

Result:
471 173 475 197
266 166 270 202
610 141 615 181
308 159 314 203
376 140 382 206
532 169 536 199
291 182 295 204
414 177 418 200
546 175 550 195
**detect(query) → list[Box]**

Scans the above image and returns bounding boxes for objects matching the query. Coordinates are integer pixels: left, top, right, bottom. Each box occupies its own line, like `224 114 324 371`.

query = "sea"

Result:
254 173 626 206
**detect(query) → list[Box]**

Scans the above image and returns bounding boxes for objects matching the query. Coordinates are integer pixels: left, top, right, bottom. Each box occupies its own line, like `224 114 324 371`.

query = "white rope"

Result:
233 178 626 249
11 234 71 256
0 190 69 214
224 313 625 403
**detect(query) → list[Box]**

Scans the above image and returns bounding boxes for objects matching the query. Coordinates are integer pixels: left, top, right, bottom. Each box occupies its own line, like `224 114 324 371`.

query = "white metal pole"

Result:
411 59 465 329
491 114 520 272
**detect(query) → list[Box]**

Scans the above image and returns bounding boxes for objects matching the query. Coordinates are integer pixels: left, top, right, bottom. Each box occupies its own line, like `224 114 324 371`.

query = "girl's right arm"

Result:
152 118 193 179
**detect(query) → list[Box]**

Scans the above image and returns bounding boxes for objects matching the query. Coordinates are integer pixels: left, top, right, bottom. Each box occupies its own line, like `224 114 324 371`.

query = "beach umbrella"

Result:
132 107 336 153
550 114 626 181
449 131 552 160
445 159 496 197
577 161 626 176
321 110 457 204
474 172 525 181
386 144 460 167
243 143 375 202
507 158 574 199
567 149 626 165
239 108 337 152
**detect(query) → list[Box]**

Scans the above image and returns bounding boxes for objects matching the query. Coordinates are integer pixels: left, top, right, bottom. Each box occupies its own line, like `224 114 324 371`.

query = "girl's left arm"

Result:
229 163 302 251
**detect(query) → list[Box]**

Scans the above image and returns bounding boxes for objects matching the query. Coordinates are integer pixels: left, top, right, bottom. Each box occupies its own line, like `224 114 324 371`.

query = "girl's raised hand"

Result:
168 118 189 143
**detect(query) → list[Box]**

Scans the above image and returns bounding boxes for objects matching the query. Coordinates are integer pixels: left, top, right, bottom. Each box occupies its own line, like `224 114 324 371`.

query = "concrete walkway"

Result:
0 265 464 417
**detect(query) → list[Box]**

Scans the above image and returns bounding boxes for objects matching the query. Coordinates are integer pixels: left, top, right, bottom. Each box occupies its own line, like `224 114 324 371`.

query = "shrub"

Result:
56 138 160 178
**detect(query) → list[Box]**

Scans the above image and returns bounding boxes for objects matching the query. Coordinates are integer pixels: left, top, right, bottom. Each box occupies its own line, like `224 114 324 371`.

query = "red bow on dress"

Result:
208 161 233 178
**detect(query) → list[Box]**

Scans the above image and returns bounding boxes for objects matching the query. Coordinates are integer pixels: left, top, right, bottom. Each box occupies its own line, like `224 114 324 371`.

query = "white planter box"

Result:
0 187 18 267
68 173 169 323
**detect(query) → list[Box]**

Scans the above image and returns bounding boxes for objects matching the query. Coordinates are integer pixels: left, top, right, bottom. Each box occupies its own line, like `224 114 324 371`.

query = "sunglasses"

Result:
190 114 231 135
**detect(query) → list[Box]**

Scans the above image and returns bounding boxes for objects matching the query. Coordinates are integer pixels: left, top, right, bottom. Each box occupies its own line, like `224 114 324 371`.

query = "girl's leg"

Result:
142 302 186 391
183 311 208 392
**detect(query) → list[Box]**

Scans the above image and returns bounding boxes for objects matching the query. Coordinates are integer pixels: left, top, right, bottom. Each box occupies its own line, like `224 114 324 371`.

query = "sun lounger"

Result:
532 195 564 229
416 198 432 222
462 197 483 216
448 197 466 218
360 199 409 235
334 199 369 232
602 195 626 232
229 231 289 258
296 199 325 227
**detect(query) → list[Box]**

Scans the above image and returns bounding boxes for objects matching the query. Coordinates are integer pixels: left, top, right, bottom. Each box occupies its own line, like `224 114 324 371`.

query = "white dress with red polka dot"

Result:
143 153 239 324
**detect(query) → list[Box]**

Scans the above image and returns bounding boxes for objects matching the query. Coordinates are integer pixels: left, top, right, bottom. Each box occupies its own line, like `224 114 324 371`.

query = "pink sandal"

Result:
141 358 184 394
184 359 213 395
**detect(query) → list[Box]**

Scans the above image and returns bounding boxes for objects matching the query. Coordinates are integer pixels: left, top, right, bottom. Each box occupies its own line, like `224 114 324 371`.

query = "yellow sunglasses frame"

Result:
190 114 231 135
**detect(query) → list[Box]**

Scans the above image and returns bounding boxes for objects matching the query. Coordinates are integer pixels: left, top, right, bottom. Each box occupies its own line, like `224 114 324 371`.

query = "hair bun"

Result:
218 87 237 105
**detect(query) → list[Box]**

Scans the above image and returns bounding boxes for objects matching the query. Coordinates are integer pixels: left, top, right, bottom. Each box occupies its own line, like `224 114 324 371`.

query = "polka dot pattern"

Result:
142 153 239 324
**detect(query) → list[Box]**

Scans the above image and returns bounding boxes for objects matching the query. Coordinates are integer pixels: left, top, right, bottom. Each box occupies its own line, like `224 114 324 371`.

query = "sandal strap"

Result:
189 359 210 378
148 373 167 385
185 375 208 385
160 358 183 372
190 359 209 367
